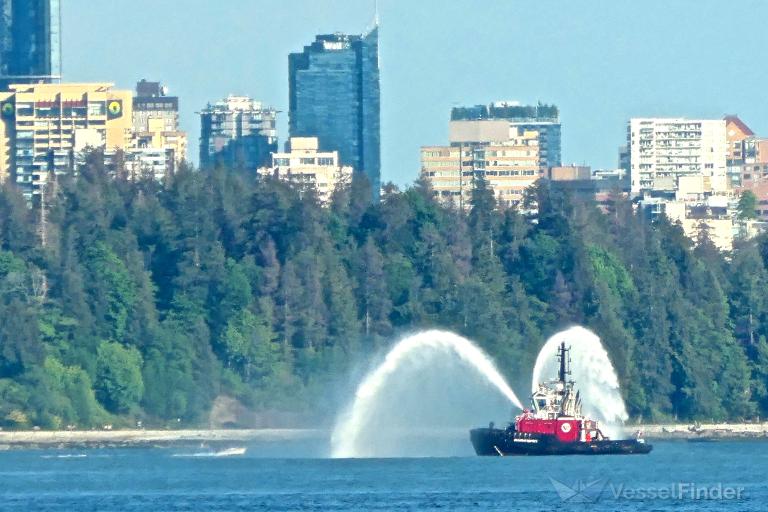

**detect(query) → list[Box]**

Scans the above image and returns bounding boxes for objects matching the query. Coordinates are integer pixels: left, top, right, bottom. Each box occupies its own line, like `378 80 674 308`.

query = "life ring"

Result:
560 422 572 433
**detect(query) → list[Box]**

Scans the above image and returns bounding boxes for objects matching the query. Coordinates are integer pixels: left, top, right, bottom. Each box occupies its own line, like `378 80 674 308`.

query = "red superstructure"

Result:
514 342 607 443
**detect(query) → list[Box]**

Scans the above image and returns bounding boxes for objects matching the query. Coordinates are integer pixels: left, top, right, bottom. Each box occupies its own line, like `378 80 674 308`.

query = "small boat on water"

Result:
470 341 652 456
214 447 247 456
173 446 247 458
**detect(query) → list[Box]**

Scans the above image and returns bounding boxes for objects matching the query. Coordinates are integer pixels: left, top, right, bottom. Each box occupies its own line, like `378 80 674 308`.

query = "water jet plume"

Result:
532 326 628 437
331 330 523 458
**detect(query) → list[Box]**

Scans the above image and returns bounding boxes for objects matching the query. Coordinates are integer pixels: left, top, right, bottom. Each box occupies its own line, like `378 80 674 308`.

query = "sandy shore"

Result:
0 428 326 449
641 422 768 440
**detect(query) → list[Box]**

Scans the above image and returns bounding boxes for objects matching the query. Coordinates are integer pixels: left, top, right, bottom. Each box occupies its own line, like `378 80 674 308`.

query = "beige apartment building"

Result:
420 128 540 208
258 137 352 204
0 82 133 199
130 79 187 180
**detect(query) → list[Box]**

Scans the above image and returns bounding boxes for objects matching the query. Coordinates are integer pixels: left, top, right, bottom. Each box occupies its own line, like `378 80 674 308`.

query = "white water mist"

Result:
331 330 524 458
532 326 628 437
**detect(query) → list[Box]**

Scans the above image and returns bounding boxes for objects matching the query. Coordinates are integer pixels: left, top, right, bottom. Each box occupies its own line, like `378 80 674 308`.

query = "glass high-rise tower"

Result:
0 0 61 90
289 26 380 199
199 95 278 171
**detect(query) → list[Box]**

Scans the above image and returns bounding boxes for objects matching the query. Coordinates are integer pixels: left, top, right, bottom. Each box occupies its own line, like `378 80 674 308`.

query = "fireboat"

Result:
470 342 652 456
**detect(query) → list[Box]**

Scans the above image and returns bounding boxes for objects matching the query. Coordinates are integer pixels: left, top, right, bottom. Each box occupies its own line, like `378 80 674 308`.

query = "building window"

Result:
300 158 316 165
88 102 106 116
318 157 334 166
16 103 33 116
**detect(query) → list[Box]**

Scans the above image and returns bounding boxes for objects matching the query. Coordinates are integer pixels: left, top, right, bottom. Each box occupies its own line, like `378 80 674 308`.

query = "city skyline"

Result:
3 2 768 496
62 0 768 186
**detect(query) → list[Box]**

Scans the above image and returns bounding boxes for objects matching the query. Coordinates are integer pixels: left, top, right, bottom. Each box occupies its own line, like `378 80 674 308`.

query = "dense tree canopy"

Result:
0 155 767 428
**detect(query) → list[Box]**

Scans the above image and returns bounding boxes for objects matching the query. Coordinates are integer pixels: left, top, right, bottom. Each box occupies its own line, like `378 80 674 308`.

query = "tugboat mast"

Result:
557 341 570 384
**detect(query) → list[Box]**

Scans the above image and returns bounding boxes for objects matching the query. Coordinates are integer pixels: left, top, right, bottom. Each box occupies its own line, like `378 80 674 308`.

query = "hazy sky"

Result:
64 0 768 186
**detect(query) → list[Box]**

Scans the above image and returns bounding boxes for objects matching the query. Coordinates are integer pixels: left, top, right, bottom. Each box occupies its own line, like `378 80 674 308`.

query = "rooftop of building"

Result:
135 79 173 99
5 82 117 93
630 117 726 124
316 32 361 43
724 114 755 136
295 27 378 55
287 137 320 152
199 95 276 114
451 102 559 122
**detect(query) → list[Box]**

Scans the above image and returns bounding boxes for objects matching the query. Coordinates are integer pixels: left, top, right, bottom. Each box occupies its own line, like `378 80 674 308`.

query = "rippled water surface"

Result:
1 440 765 511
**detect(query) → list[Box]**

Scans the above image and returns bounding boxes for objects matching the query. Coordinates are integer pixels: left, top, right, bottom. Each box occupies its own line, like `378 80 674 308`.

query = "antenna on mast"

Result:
365 0 380 34
558 342 570 383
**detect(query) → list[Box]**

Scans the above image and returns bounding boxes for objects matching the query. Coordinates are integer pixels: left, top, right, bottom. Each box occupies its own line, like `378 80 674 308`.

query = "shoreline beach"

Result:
0 428 326 450
1 423 767 450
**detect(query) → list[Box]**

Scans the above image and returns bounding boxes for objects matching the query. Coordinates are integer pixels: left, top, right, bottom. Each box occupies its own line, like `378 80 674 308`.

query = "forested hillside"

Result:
1 153 767 429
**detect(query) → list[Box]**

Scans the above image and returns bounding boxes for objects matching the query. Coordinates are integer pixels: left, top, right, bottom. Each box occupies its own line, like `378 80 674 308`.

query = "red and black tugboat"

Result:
470 342 652 456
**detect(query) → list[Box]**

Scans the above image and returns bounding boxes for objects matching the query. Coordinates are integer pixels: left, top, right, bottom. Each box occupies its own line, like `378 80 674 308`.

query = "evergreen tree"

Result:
0 148 765 427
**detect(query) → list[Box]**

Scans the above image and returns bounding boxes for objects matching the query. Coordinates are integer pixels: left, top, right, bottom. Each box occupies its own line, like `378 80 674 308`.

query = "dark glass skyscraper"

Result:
0 0 61 90
289 27 380 199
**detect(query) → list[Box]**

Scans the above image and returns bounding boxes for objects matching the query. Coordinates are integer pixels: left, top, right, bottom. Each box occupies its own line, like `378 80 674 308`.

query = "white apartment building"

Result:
628 118 727 196
258 137 352 204
124 147 174 182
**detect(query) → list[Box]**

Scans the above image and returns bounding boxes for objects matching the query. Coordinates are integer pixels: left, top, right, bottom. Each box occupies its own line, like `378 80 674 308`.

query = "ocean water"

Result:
0 440 766 511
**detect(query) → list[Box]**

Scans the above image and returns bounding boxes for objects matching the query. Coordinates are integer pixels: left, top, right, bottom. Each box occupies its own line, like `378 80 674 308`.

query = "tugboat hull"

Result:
470 427 653 456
